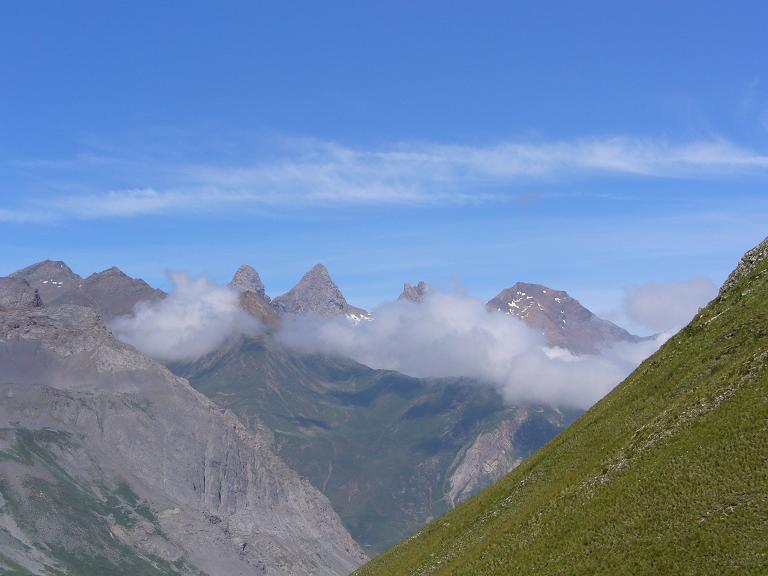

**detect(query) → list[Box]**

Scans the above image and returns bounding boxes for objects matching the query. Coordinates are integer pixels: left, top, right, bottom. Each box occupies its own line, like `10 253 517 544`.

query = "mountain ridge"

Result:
0 277 366 575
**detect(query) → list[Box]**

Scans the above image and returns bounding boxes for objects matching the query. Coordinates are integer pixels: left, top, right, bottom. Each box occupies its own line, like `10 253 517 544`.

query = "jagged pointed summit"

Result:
487 281 640 354
398 281 430 303
272 263 369 320
228 264 267 298
228 264 280 326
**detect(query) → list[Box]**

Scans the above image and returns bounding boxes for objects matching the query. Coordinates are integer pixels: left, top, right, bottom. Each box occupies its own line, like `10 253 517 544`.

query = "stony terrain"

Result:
0 279 366 575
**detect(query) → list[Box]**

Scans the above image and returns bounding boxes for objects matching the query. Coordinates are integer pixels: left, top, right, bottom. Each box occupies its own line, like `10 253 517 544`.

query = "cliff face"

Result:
0 282 366 576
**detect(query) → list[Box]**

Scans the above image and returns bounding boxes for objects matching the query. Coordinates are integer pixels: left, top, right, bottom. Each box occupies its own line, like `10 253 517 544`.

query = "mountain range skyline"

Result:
2 3 767 322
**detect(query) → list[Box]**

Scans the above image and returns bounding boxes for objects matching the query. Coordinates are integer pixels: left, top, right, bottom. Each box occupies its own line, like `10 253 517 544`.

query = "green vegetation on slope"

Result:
357 240 768 575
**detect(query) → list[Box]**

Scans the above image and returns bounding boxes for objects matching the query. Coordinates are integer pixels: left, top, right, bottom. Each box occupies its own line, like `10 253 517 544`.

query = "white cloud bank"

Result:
277 291 668 409
108 273 717 408
110 272 262 362
625 278 718 333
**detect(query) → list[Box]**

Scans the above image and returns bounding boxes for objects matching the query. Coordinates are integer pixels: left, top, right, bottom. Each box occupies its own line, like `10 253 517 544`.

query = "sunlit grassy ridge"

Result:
357 239 768 575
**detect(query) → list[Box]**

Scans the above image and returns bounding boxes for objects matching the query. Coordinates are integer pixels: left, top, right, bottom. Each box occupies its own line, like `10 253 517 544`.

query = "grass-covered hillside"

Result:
357 237 768 576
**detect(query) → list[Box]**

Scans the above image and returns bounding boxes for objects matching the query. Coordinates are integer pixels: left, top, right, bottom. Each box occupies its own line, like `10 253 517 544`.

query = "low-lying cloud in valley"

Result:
109 273 717 408
278 291 668 409
110 272 262 362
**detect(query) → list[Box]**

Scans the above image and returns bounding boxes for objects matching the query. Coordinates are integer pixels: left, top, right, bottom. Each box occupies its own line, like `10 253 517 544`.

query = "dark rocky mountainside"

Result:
0 279 366 575
172 338 577 555
11 260 165 320
487 281 642 354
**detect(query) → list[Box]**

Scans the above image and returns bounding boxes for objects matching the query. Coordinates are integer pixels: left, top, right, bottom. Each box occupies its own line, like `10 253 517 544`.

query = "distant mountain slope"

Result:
356 237 768 575
172 338 578 555
0 279 365 575
487 281 642 353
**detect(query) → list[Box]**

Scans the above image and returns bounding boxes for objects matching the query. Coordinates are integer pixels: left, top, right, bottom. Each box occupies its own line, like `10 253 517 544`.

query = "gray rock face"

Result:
229 265 268 299
11 260 80 303
398 281 430 303
272 264 369 320
0 281 366 575
487 282 641 354
446 416 527 507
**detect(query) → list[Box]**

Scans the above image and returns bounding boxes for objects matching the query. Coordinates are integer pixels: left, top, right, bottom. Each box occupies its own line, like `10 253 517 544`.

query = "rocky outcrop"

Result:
228 265 279 327
398 281 430 303
487 282 641 354
272 264 369 320
0 277 42 310
229 265 268 299
0 284 366 575
446 417 526 507
720 235 768 295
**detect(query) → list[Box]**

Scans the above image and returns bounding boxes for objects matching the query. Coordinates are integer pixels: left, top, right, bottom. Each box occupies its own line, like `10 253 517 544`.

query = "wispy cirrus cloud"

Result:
4 136 768 220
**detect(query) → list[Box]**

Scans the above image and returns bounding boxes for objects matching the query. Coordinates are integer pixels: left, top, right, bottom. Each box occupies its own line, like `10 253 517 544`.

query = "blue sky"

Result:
1 1 767 320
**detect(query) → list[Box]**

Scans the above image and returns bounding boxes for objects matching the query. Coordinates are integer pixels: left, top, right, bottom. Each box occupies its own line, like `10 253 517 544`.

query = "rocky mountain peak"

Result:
90 266 128 279
228 264 267 298
487 281 639 354
11 259 81 303
399 281 430 303
272 263 369 320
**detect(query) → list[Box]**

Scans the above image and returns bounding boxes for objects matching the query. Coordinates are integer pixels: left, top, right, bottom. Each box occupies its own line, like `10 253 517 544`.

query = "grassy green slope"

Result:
173 339 576 554
357 241 768 575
